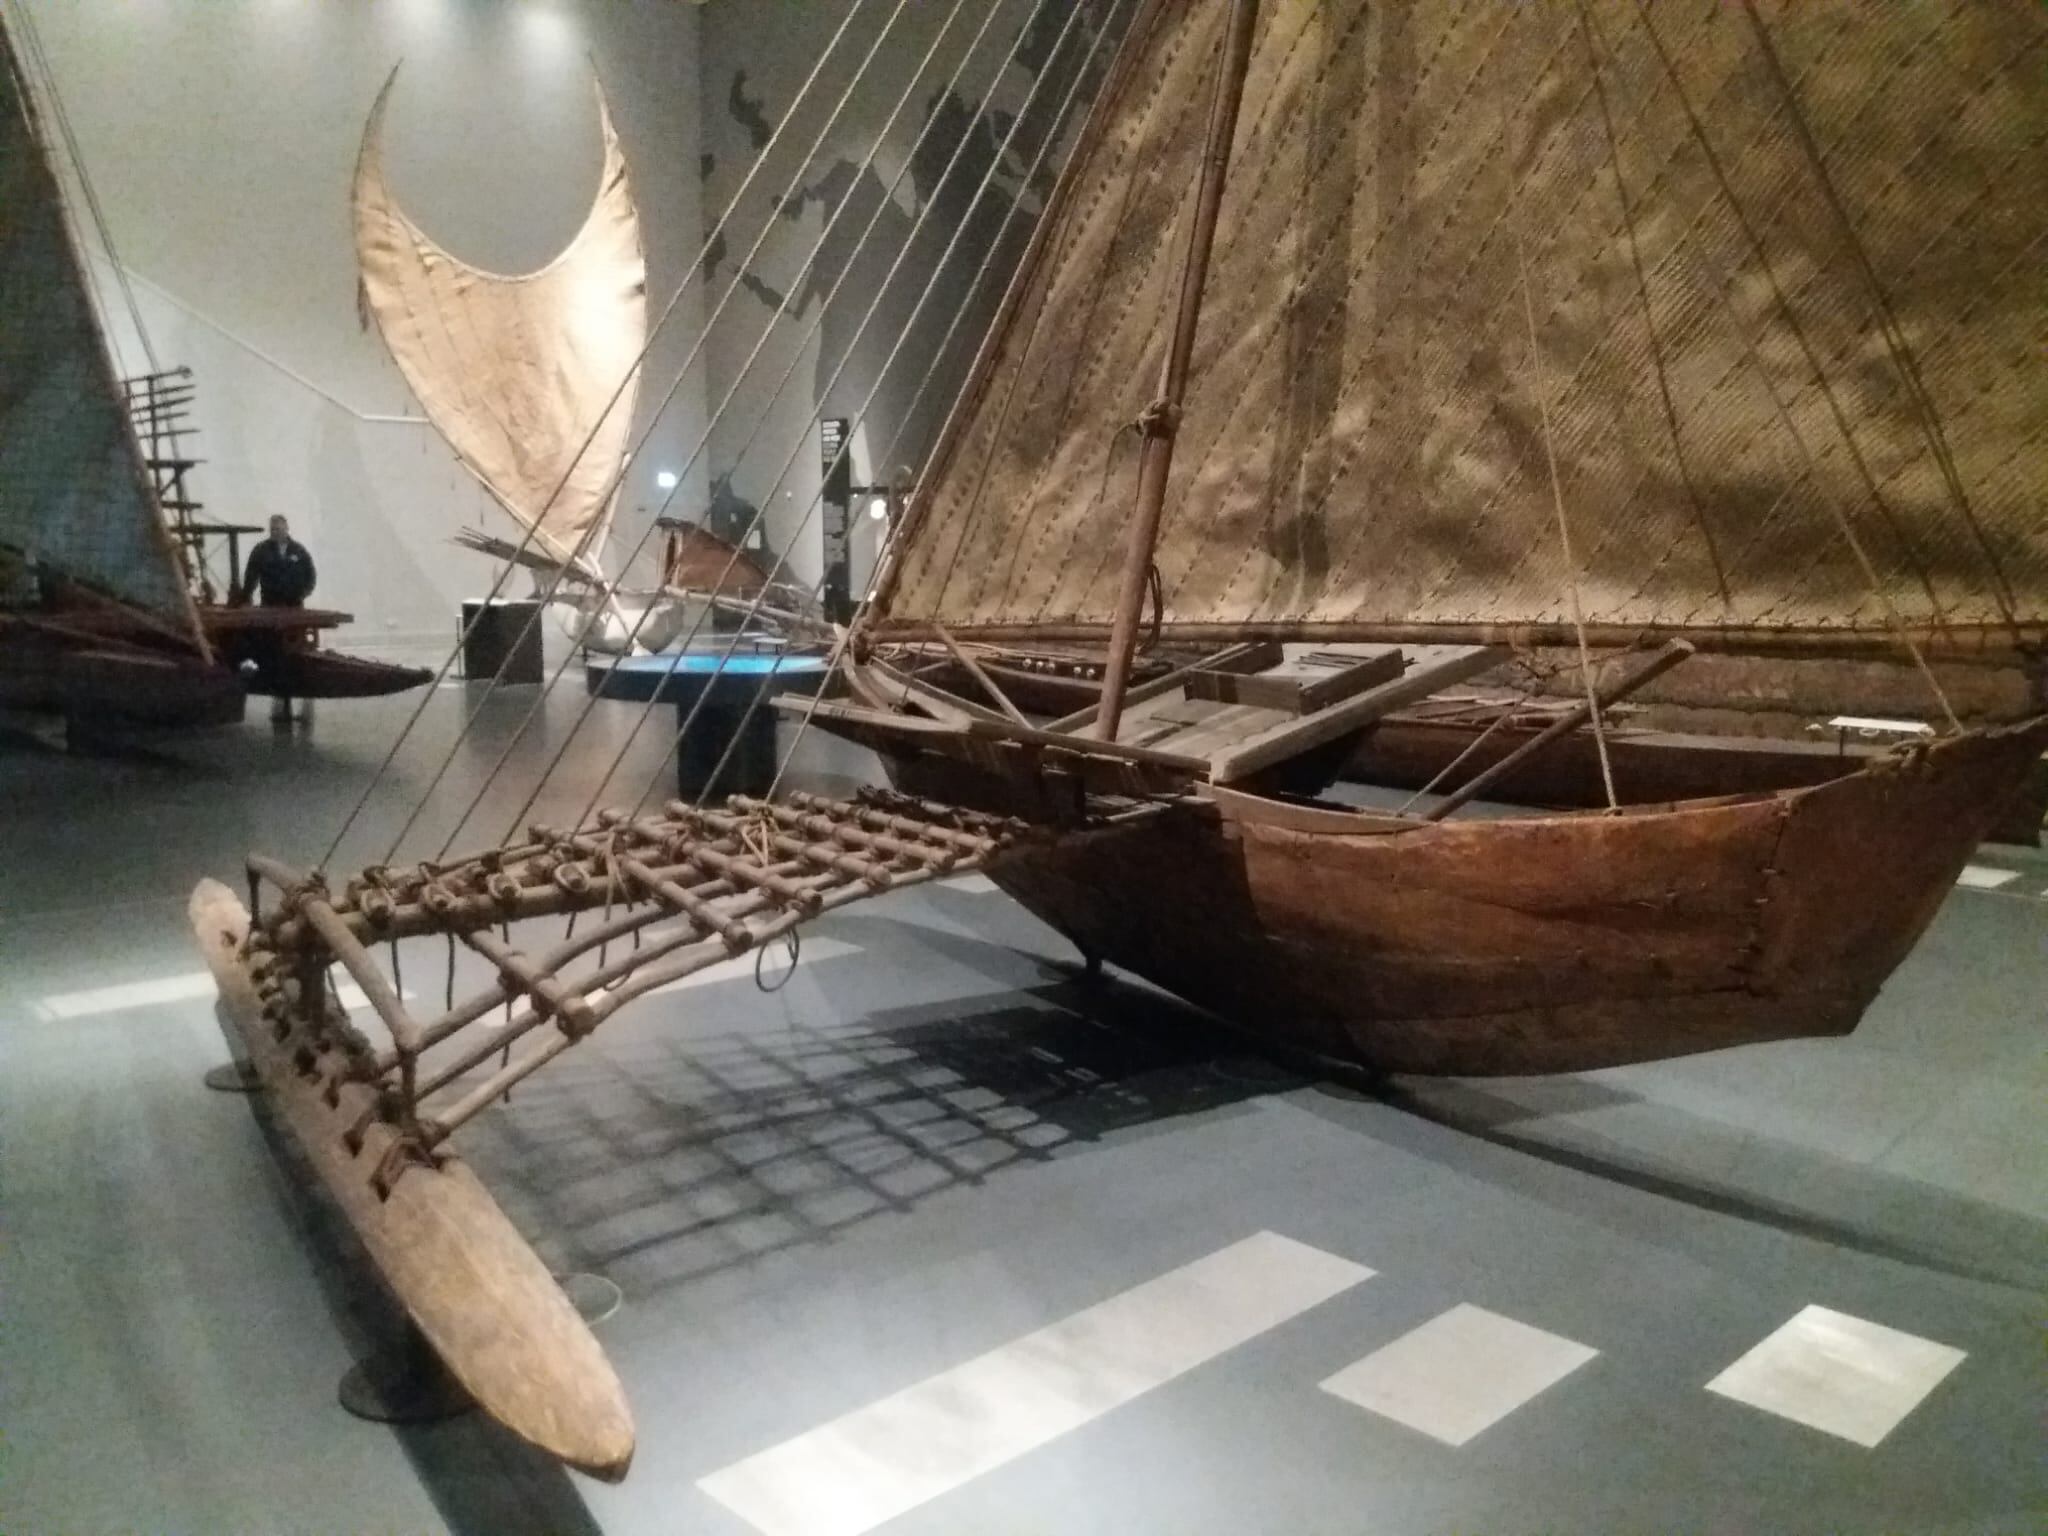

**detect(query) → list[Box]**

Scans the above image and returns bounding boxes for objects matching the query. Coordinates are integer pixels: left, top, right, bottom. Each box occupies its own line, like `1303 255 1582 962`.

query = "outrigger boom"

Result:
195 790 1047 1475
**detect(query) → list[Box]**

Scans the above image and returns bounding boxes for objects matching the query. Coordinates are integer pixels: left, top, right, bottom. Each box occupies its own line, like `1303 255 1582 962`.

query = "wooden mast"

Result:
1093 0 1261 741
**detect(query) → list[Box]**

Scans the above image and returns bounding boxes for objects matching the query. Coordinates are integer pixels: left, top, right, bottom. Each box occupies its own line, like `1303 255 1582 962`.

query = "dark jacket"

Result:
239 538 316 606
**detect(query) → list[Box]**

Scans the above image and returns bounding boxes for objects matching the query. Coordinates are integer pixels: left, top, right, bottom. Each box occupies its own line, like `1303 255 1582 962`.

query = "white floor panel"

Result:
1705 1304 1966 1447
1955 865 2021 890
697 1231 1372 1536
1319 1302 1598 1447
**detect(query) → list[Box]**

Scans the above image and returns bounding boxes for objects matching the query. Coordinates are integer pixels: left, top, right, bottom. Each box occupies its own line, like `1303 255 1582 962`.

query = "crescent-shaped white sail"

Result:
353 72 648 574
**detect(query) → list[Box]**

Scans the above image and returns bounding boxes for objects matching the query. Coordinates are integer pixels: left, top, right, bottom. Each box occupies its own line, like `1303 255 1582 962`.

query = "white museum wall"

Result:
22 0 708 652
693 0 1123 595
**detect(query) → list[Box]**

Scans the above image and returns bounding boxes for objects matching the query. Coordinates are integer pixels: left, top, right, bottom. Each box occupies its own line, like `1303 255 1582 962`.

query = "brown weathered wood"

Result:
1181 670 1313 713
1046 640 1281 733
932 624 1031 726
858 657 1007 728
964 714 1209 774
878 716 2048 1074
1207 647 1507 784
1345 715 2048 846
876 617 2048 668
250 860 422 1055
463 928 599 1035
616 852 753 951
728 795 959 870
191 880 635 1479
1096 0 1264 738
1422 641 1694 820
1145 702 1282 760
1183 648 1404 714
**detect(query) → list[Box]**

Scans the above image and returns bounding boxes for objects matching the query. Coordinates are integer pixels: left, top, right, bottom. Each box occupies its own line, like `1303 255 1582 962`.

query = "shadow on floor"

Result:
1309 1074 2048 1294
462 942 1297 1302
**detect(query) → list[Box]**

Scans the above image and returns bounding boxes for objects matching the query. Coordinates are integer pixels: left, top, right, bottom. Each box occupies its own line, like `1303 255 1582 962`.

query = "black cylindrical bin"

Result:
675 707 779 798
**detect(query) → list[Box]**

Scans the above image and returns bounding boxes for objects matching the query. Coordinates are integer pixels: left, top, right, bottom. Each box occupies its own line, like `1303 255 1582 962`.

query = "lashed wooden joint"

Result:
614 852 753 952
465 929 598 1038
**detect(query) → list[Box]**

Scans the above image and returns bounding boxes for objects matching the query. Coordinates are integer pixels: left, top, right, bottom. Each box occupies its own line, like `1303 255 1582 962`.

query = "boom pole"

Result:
1094 0 1261 740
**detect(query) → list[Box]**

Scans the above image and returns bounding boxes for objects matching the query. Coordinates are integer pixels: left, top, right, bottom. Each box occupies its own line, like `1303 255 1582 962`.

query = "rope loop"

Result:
754 927 801 993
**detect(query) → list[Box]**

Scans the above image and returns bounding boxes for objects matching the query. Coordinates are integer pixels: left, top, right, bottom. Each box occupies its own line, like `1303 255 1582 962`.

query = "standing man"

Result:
236 515 317 721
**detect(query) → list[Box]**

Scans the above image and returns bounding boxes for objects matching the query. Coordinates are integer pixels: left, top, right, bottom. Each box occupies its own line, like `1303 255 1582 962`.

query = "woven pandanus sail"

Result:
0 20 198 635
881 0 2048 649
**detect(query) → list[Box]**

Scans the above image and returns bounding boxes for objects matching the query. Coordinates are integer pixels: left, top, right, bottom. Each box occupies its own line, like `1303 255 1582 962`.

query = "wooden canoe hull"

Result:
190 880 635 1479
0 633 246 730
886 718 2048 1076
260 647 434 700
1347 715 2048 849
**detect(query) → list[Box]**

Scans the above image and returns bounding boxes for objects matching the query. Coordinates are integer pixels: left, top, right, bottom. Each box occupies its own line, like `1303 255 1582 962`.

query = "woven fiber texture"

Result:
886 0 2047 641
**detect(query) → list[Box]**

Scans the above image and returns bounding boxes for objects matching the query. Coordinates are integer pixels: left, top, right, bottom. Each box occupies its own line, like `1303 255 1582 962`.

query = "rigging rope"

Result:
1516 230 1619 813
460 0 1030 854
318 0 889 872
557 0 1101 832
872 0 1172 677
1732 0 2020 636
1624 0 1954 640
1570 0 1729 615
1627 0 1964 732
8 0 159 375
387 0 923 864
645 0 1134 820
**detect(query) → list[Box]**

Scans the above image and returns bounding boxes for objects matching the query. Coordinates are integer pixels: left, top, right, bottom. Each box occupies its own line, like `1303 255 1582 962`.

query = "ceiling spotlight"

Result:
655 470 679 491
868 496 890 521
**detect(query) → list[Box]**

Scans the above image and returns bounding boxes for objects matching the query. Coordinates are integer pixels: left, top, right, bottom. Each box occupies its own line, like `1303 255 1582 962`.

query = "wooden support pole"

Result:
1095 0 1263 741
790 792 1007 853
251 855 422 1056
671 835 823 915
933 623 1031 726
1422 640 1695 821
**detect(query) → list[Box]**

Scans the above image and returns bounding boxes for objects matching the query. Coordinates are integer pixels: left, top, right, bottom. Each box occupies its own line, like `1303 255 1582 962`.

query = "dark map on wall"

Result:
708 1 1123 493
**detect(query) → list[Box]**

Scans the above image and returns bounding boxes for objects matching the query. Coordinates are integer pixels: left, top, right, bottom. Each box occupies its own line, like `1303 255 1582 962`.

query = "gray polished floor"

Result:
3 683 2044 1535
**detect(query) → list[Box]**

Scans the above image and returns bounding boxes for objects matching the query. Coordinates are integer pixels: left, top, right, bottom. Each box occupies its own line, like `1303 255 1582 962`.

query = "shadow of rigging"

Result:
460 962 1291 1301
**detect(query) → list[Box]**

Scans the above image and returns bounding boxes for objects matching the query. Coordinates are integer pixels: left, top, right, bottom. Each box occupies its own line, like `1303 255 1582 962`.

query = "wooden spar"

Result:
1421 640 1693 821
1094 0 1263 741
247 854 421 1055
884 617 2048 669
932 623 1031 726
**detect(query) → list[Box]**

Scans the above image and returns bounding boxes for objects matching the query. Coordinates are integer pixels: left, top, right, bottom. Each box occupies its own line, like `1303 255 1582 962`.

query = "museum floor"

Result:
4 682 2045 1536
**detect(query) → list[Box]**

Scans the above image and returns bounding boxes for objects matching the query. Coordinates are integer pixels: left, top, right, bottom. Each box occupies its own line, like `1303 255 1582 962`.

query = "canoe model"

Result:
174 0 2048 1479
